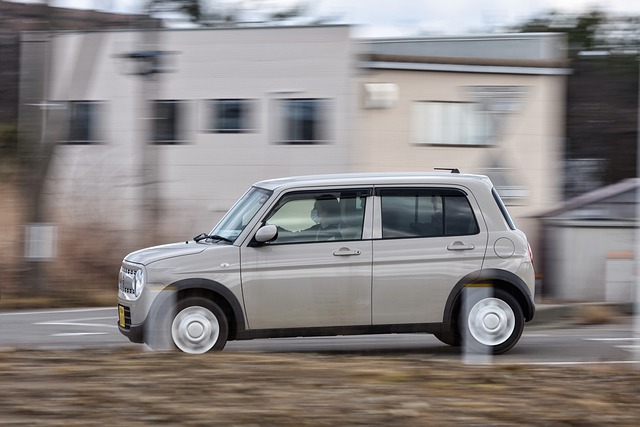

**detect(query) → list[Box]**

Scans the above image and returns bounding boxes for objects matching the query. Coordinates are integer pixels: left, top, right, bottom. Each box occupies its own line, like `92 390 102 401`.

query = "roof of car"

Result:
254 172 493 191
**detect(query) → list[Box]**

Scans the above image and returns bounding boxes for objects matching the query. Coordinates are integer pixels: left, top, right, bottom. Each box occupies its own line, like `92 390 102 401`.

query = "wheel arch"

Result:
443 269 535 330
151 278 246 341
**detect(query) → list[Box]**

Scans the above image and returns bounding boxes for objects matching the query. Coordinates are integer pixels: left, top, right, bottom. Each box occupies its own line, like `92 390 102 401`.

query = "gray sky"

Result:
10 0 640 36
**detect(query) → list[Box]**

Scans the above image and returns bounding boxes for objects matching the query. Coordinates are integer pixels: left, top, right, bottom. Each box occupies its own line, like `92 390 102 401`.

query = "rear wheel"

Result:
170 297 228 354
460 288 523 355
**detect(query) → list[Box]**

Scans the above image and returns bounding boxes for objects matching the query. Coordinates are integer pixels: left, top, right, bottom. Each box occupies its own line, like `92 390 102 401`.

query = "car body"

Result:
118 171 535 354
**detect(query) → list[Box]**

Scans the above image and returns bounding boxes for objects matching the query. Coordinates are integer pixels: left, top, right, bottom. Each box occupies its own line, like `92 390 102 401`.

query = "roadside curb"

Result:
530 302 634 326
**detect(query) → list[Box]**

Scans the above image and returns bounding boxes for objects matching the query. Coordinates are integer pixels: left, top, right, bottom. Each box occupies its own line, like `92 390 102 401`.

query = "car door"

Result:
240 189 373 330
372 186 488 325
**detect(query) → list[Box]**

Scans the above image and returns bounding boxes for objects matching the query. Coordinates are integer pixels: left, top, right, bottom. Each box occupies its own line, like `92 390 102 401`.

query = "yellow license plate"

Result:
118 305 126 328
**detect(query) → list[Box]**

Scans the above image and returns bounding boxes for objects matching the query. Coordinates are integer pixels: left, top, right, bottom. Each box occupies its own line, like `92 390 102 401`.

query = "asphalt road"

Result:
1 307 639 365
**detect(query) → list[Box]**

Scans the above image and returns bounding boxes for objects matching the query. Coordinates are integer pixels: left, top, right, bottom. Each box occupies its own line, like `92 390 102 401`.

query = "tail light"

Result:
527 243 534 264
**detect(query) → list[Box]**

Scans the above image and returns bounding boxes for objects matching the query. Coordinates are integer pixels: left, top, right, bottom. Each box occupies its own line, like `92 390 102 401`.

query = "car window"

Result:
443 194 480 236
265 191 367 244
379 188 479 239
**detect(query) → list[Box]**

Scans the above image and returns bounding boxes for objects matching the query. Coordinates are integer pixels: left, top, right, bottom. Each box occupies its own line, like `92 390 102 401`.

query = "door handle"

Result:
447 241 475 251
333 247 361 256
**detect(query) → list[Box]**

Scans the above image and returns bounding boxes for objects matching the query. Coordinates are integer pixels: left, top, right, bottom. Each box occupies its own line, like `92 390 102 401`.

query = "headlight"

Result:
133 269 145 297
118 265 145 301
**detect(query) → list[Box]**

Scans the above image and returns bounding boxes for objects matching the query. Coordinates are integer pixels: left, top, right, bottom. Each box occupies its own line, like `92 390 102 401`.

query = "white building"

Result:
19 26 568 251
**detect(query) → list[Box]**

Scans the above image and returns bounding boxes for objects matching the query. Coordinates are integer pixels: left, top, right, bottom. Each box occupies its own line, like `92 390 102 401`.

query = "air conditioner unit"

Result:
363 83 398 109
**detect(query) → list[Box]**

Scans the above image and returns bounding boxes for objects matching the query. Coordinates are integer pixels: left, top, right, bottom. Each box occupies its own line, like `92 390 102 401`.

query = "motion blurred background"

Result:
0 0 638 308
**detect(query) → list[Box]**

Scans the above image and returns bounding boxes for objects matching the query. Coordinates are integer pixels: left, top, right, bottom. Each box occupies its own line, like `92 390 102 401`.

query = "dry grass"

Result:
573 304 622 325
0 348 639 426
0 179 124 309
0 177 24 303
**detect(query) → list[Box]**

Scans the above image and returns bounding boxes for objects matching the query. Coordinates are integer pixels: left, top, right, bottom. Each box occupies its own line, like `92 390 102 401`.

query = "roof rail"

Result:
434 168 460 174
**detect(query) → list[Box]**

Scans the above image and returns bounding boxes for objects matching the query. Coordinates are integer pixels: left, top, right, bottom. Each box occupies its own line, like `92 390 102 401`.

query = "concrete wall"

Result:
544 221 635 301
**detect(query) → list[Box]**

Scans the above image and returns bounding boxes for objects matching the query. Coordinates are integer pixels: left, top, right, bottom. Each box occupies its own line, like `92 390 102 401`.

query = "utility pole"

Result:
136 18 162 248
18 1 62 295
634 48 640 367
117 13 175 247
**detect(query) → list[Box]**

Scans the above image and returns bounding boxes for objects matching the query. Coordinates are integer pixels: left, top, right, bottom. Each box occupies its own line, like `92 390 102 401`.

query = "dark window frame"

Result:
67 101 100 144
209 99 254 133
280 98 328 145
153 100 182 144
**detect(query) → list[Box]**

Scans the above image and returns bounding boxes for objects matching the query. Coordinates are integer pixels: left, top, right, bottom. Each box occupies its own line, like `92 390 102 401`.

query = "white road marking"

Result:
33 314 118 337
583 337 640 353
0 307 114 316
52 332 110 337
35 321 117 329
498 360 640 366
35 316 117 329
617 345 640 351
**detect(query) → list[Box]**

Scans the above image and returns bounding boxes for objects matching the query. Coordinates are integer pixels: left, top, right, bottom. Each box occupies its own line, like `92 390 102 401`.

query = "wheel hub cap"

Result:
483 312 500 330
468 297 515 346
184 316 207 342
171 306 220 354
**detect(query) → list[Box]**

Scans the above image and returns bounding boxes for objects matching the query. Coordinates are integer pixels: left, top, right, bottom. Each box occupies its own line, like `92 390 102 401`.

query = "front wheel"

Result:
170 297 228 354
460 288 524 355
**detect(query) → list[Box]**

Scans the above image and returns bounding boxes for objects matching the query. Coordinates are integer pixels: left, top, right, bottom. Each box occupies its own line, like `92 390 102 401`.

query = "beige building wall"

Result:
354 68 566 246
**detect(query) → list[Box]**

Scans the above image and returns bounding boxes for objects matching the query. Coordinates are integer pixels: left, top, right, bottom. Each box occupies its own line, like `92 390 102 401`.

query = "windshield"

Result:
209 186 272 242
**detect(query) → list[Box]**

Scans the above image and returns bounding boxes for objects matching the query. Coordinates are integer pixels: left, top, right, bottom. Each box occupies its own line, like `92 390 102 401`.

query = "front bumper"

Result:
117 304 145 343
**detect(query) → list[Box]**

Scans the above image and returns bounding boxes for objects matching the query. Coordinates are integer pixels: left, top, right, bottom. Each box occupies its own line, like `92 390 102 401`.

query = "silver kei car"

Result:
118 171 535 354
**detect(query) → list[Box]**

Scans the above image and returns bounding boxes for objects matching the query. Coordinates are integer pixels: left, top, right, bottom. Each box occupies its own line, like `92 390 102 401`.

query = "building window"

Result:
208 99 254 133
68 101 100 144
280 99 328 145
153 100 182 144
412 101 487 146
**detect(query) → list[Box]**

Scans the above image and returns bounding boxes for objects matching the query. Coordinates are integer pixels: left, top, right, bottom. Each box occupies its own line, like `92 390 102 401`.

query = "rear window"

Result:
492 187 516 230
379 188 479 238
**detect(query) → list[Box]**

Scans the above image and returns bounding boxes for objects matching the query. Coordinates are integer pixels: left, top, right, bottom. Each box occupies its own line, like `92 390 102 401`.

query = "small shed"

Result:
540 178 638 302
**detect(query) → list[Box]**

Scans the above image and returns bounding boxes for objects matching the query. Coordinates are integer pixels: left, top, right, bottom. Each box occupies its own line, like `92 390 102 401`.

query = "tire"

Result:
169 297 229 354
460 287 524 355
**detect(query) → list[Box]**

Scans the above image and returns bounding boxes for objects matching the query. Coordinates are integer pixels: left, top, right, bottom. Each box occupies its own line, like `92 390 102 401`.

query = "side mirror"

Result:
254 224 278 243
